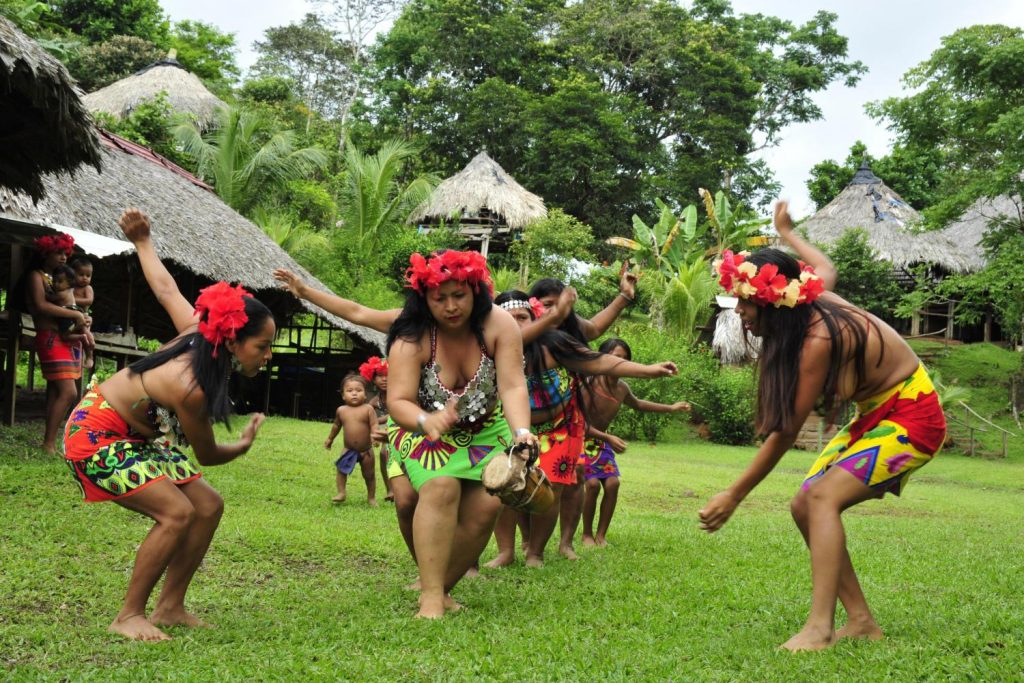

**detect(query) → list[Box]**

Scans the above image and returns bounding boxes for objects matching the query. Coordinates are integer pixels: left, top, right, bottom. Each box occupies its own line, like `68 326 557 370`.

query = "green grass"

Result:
2 416 1022 681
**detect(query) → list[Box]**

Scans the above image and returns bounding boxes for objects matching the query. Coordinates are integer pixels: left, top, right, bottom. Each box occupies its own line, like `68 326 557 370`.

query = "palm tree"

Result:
337 138 437 269
173 106 329 214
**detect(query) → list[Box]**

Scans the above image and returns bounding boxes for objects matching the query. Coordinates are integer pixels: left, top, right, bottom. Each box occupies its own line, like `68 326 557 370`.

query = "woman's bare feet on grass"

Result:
367 498 379 508
462 566 480 579
594 535 608 547
444 594 462 612
836 619 883 641
780 624 835 652
524 554 544 568
581 535 597 547
405 577 422 591
483 552 515 569
108 614 171 642
558 544 578 561
416 593 446 619
150 607 211 628
385 493 395 502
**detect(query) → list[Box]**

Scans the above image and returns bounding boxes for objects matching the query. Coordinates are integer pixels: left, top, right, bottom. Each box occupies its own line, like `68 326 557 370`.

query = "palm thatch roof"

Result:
0 15 102 201
0 131 383 350
801 162 974 273
82 55 226 129
410 151 547 229
939 194 1021 271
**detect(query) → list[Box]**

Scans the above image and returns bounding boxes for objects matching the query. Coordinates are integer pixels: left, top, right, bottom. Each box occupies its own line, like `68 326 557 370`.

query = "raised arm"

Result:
698 336 830 532
774 201 837 291
118 209 198 334
274 268 399 334
561 352 677 380
623 383 691 414
491 308 536 447
581 263 638 340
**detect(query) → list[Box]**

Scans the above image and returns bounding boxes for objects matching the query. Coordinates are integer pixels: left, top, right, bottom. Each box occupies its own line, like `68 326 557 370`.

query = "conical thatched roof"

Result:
410 151 547 229
939 194 1021 271
802 161 973 273
0 16 102 201
0 131 383 350
82 56 226 129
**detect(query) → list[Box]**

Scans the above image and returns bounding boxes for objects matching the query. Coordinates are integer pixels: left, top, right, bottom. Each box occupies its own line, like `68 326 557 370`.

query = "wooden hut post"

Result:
3 244 23 426
945 300 955 340
911 312 921 337
984 311 992 343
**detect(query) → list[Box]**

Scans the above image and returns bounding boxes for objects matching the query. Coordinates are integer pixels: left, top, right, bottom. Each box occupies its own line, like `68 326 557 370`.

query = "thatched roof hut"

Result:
410 151 547 254
0 16 102 201
801 161 973 273
939 194 1021 271
82 54 226 129
712 307 760 365
0 131 383 350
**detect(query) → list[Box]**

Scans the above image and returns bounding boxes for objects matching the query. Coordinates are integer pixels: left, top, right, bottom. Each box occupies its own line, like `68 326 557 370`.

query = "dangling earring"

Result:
230 355 243 373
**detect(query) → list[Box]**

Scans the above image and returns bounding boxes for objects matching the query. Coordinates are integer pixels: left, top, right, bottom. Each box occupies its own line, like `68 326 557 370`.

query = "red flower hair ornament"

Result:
193 281 253 356
33 233 75 256
405 250 494 296
713 250 824 308
359 356 388 382
528 296 546 319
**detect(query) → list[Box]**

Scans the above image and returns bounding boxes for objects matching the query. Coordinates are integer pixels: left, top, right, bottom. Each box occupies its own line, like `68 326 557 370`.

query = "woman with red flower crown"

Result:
699 201 946 652
382 249 539 618
16 231 89 452
62 209 274 641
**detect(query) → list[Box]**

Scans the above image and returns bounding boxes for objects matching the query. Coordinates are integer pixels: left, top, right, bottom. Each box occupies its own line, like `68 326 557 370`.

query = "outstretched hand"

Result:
698 490 739 533
607 434 627 454
240 413 266 452
648 361 678 378
671 401 691 413
619 259 639 300
273 268 307 299
773 200 795 236
118 208 151 243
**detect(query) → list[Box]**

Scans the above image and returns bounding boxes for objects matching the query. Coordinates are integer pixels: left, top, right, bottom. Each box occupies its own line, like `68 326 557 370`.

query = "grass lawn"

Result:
2 416 1022 682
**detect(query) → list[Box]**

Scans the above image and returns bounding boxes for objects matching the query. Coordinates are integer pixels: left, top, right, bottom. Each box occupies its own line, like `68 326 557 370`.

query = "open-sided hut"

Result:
82 53 226 129
801 161 972 276
1 131 383 420
410 151 547 256
0 15 102 201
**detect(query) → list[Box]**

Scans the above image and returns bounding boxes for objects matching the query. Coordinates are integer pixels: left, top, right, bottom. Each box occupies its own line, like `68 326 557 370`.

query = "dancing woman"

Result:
699 202 946 651
64 209 272 641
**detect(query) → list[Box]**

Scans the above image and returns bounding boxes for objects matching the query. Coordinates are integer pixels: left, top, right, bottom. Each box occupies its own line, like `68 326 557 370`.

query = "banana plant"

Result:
699 188 768 255
606 199 704 278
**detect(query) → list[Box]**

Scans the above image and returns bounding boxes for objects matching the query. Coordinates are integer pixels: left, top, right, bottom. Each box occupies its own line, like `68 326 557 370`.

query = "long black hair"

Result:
529 278 588 346
128 296 273 425
386 260 494 352
597 338 631 360
747 248 881 434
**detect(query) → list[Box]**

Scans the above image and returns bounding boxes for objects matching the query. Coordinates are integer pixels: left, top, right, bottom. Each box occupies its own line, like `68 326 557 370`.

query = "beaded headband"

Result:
499 297 546 319
713 250 824 308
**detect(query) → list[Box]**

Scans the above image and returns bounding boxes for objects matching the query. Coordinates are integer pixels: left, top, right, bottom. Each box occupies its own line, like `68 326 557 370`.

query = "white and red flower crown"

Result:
713 250 824 308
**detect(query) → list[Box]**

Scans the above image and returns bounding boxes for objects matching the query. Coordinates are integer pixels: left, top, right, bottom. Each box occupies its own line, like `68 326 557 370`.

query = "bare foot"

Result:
331 493 346 504
483 553 515 569
444 594 462 612
836 619 883 641
416 594 445 619
150 607 211 628
582 535 597 547
780 625 835 652
41 443 57 455
559 544 578 561
595 536 608 547
108 614 171 642
385 493 395 502
525 554 544 568
405 578 422 591
367 498 379 508
462 566 480 579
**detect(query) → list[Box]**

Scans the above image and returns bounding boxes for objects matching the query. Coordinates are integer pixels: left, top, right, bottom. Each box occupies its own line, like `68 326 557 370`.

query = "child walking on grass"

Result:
324 374 380 506
581 338 690 547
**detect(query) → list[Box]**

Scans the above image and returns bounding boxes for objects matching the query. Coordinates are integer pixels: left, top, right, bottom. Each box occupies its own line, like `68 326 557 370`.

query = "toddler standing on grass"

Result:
324 374 380 506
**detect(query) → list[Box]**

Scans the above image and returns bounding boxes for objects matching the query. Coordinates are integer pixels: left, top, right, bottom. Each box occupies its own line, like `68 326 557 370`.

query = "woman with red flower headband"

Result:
15 231 89 452
699 201 946 652
383 249 538 618
61 209 275 642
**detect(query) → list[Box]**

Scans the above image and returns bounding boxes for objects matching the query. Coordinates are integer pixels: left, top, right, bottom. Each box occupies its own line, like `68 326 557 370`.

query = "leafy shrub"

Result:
284 179 337 230
690 366 757 445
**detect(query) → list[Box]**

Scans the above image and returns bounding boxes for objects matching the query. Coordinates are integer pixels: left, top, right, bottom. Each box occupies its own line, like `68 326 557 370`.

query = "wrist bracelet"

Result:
514 427 531 438
417 413 428 432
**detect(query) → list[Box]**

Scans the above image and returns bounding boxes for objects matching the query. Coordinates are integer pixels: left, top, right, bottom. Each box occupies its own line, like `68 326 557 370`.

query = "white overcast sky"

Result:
161 0 1024 218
